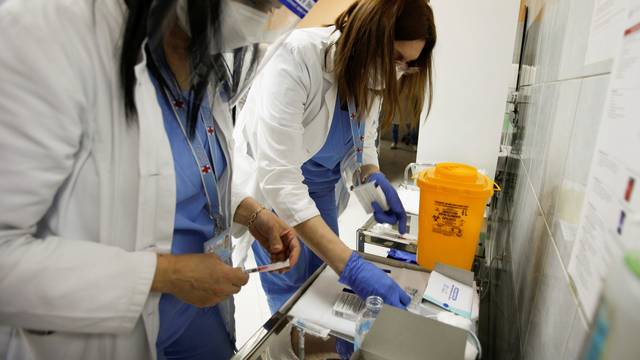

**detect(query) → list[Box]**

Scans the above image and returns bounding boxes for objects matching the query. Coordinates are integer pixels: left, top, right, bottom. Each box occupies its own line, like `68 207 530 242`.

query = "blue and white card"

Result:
423 270 473 319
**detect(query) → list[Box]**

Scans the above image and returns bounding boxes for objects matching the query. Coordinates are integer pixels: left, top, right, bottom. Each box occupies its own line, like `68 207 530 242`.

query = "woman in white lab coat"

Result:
235 0 436 315
0 0 316 359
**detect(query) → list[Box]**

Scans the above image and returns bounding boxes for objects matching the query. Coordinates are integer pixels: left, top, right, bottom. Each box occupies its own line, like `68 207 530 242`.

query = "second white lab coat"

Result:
234 27 381 230
0 0 246 359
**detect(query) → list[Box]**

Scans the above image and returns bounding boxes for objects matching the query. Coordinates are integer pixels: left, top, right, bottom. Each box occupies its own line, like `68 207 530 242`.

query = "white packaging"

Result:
423 271 473 319
353 182 389 213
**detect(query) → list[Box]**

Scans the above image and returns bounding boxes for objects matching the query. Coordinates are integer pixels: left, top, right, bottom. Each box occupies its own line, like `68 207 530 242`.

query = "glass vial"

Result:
354 296 384 352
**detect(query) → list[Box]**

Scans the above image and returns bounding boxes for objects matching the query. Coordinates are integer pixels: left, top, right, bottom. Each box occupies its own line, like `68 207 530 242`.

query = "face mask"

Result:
175 0 191 36
154 0 314 108
218 1 273 52
367 66 403 90
175 0 273 52
396 64 406 80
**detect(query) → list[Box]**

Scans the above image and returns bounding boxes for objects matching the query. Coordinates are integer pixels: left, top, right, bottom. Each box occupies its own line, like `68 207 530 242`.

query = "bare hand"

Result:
152 254 249 308
250 210 300 272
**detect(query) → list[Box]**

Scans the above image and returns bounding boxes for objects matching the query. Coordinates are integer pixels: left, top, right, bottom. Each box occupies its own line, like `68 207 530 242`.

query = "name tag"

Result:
203 229 232 264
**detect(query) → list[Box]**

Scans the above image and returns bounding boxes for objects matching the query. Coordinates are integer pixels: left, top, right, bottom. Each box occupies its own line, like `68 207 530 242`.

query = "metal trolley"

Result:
232 253 430 360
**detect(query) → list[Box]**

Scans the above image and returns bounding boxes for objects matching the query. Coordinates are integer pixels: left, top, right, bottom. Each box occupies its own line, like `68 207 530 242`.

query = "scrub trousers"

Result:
157 295 235 360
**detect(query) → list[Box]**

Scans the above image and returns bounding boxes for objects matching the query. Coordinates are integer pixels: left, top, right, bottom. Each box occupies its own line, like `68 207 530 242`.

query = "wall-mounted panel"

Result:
562 312 589 360
533 80 581 223
490 0 617 358
509 171 550 339
550 75 610 265
524 242 578 360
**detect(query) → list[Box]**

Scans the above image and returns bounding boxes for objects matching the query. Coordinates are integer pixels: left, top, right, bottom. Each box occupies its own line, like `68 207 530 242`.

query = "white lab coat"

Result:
234 27 381 229
0 0 246 359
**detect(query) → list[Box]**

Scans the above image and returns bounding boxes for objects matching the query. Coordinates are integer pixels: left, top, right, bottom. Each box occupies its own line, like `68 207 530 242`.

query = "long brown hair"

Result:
332 0 436 127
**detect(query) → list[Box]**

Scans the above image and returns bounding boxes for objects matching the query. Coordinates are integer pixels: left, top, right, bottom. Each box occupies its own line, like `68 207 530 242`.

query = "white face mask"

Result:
175 0 191 36
367 67 403 90
218 1 273 51
396 64 406 80
175 0 274 52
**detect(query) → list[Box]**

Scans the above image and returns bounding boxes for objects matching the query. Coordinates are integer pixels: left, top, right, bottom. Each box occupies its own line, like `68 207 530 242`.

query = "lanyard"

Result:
163 88 226 232
347 97 366 184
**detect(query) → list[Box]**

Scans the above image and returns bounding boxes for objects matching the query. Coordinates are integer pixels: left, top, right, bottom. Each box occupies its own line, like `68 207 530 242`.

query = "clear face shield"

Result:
147 0 316 108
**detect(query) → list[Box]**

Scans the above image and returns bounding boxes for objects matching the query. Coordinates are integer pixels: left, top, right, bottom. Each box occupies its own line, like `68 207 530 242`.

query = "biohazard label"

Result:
432 201 469 237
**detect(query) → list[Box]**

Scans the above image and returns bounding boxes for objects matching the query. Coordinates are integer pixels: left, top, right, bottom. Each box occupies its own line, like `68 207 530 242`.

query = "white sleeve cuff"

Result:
119 251 157 332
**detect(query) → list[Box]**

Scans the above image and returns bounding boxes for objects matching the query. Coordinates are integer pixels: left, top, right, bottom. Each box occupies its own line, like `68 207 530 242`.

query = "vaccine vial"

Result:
354 296 384 352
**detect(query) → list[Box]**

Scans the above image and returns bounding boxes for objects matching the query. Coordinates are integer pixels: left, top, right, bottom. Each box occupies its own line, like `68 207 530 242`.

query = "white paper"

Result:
568 4 640 321
585 0 627 65
353 182 389 213
397 187 421 215
289 266 356 338
423 271 473 319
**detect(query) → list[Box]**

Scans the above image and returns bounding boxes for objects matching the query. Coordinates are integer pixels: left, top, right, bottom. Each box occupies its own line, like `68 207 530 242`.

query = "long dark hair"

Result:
332 0 436 127
120 0 222 135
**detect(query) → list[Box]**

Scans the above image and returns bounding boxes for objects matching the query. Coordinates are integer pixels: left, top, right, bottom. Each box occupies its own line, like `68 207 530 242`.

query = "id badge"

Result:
203 229 232 264
340 148 360 189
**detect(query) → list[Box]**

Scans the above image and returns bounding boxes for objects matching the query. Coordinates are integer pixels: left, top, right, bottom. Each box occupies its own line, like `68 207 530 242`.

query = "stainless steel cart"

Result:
232 253 430 360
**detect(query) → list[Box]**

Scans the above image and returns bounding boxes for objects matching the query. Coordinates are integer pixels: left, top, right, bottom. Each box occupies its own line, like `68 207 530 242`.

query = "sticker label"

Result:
432 201 469 237
279 0 317 19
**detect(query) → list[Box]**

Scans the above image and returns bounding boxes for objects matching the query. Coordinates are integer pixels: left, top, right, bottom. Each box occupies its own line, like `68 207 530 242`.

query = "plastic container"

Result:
354 296 383 352
416 163 494 270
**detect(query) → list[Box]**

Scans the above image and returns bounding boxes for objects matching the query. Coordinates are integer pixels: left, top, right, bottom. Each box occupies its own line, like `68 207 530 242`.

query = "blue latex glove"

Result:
339 252 411 309
367 172 407 234
335 338 354 360
387 249 418 264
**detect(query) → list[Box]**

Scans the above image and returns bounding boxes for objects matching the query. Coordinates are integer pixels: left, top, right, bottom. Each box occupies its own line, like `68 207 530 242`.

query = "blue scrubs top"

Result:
149 70 234 360
253 95 354 313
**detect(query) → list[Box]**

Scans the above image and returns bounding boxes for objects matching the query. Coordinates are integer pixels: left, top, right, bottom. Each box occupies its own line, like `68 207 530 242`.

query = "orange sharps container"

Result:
416 163 494 270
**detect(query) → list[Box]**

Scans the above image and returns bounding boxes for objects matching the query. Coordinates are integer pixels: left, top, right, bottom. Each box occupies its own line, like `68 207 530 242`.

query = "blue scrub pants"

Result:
157 296 234 360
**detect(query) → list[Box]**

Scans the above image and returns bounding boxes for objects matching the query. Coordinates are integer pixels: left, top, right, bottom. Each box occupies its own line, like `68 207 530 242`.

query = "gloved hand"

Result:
335 338 354 360
339 252 411 309
367 172 407 234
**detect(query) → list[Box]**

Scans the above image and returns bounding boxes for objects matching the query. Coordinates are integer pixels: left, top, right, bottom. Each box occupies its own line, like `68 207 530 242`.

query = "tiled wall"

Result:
488 0 617 359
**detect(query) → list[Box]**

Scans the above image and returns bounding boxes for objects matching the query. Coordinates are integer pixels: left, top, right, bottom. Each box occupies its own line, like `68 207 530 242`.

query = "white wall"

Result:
417 0 519 179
